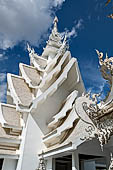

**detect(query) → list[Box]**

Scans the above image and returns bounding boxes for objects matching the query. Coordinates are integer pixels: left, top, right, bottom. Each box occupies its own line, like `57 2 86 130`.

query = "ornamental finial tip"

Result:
53 16 58 32
53 16 58 24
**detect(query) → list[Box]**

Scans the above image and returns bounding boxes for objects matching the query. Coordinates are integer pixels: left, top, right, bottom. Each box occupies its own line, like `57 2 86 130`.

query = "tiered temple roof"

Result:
0 16 113 170
0 16 85 160
0 103 22 158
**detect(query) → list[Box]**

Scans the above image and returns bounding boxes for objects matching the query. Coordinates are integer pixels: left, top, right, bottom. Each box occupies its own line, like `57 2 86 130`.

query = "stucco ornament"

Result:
82 93 100 120
96 49 113 98
109 153 113 170
36 152 46 170
59 34 69 55
27 43 39 66
97 127 113 150
96 49 113 72
82 92 113 149
75 93 97 141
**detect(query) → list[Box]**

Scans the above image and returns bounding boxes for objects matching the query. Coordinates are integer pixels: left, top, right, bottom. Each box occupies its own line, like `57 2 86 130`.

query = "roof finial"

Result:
53 16 58 32
54 16 58 24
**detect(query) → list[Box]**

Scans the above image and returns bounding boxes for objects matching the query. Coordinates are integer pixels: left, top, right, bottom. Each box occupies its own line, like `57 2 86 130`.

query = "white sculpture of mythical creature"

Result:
96 49 113 94
96 49 104 65
96 49 113 71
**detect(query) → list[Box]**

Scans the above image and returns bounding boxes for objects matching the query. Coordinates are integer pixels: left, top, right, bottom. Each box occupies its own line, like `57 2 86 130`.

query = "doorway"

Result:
55 155 72 170
0 159 3 170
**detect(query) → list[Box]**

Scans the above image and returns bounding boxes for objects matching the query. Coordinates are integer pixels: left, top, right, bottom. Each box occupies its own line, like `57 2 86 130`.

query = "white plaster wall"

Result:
78 139 109 157
20 114 45 170
46 158 52 170
84 161 96 170
2 158 17 170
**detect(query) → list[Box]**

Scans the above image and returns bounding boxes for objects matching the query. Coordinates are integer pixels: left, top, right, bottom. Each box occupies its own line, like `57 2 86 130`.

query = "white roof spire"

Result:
53 16 58 32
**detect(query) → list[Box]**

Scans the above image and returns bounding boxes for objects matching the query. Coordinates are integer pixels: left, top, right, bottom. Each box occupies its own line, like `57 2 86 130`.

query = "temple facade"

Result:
0 17 113 170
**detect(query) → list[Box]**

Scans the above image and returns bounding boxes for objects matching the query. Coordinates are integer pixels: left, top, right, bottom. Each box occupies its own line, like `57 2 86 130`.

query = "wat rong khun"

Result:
0 17 113 170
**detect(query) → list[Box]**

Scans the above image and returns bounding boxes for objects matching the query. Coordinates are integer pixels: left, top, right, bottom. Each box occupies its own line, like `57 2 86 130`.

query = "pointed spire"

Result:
41 16 63 59
41 16 69 59
53 16 58 33
50 16 62 43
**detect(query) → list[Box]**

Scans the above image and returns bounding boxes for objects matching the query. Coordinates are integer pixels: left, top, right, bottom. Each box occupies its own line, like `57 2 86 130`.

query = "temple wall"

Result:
18 114 45 170
2 159 17 170
84 161 95 170
78 139 108 156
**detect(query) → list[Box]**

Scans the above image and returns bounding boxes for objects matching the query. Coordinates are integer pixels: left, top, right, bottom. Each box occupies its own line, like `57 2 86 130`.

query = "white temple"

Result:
0 17 113 170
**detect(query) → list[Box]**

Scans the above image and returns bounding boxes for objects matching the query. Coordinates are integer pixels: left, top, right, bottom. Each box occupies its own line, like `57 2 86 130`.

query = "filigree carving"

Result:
97 126 113 150
59 35 69 55
75 93 97 141
27 44 40 60
27 33 68 65
27 43 38 64
46 16 63 50
36 152 46 170
96 50 113 100
82 92 113 149
27 16 69 66
82 93 100 122
109 154 113 170
80 125 96 141
96 49 113 72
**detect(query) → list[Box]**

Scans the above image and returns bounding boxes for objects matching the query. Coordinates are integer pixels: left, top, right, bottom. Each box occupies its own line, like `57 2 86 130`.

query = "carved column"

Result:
46 157 52 170
72 151 79 170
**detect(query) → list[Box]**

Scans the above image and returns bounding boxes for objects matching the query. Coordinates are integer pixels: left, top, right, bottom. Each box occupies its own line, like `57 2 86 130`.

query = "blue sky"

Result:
0 0 113 102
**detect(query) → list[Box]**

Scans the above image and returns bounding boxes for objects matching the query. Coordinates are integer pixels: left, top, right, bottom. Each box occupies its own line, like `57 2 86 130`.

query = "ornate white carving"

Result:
109 153 113 170
97 127 113 150
108 14 113 19
75 93 97 141
96 49 113 71
27 43 47 71
36 152 46 170
77 50 113 150
96 49 113 100
82 92 113 149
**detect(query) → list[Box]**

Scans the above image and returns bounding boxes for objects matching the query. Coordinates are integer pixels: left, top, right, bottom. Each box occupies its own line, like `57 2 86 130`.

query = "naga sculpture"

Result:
77 50 113 150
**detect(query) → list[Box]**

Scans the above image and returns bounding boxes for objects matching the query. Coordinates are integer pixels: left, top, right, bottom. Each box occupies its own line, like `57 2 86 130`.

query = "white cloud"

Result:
0 0 65 49
87 81 106 94
0 73 6 82
0 73 6 102
0 83 6 102
0 54 3 60
0 53 8 61
66 27 77 38
53 0 65 7
61 19 83 39
75 19 83 29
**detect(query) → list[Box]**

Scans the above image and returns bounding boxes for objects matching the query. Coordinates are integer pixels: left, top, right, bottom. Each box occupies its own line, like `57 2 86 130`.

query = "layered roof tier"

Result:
7 74 33 108
0 103 22 158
